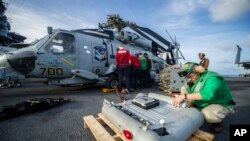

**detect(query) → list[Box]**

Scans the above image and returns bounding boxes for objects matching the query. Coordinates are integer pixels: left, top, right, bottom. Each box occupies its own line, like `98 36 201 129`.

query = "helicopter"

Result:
235 45 250 77
0 14 179 88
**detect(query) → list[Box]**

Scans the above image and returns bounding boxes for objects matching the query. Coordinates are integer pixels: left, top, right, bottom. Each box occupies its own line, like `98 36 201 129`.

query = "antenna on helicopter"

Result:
166 30 186 62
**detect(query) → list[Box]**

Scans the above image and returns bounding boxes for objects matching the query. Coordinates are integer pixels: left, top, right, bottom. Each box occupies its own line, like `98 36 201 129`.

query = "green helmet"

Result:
178 62 198 77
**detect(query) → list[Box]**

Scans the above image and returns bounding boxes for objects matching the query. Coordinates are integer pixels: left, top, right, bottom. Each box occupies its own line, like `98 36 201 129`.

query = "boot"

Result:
210 122 223 133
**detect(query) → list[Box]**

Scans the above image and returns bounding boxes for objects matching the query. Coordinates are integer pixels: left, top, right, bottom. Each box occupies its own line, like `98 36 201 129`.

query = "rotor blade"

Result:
166 30 176 46
137 26 172 47
166 30 185 60
169 49 176 64
123 22 151 40
174 40 186 60
123 21 168 52
123 21 176 64
177 47 186 60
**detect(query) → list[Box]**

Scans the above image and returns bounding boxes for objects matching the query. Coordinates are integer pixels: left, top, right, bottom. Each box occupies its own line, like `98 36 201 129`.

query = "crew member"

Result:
144 53 152 87
198 53 209 70
172 62 235 133
139 53 147 88
130 53 140 90
115 44 131 93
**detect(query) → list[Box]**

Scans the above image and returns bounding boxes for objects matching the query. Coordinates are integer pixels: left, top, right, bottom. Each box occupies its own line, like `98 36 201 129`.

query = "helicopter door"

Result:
37 32 77 78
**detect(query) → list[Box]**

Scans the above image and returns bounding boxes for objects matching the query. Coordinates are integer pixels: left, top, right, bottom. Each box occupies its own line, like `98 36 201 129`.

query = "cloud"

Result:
169 0 196 16
218 59 233 64
213 64 244 75
167 0 212 16
7 6 96 43
209 0 250 22
158 0 214 31
217 44 237 52
10 10 50 42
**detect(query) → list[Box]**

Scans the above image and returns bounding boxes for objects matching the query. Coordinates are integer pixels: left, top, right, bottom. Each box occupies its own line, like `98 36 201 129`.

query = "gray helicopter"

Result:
0 15 178 88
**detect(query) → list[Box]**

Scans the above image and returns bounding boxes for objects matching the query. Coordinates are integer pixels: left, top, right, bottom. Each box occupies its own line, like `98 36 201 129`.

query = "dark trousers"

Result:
146 69 152 87
139 69 147 88
117 65 130 91
130 66 140 89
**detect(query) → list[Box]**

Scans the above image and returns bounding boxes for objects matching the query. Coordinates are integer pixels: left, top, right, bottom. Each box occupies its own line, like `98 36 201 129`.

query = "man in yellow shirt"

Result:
199 53 209 70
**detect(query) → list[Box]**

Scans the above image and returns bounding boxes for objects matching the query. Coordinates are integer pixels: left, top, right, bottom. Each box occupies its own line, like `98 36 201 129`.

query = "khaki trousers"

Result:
201 104 231 123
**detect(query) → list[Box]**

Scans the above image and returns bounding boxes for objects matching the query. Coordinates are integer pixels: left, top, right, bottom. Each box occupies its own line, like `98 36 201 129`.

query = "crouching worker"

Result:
172 62 235 133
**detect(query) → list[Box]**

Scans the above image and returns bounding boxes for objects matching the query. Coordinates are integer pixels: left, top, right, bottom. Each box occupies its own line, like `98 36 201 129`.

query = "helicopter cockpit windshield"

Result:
45 32 75 54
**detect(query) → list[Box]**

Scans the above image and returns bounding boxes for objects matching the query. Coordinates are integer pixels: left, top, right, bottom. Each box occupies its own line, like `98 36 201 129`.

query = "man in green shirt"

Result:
172 62 235 133
139 53 147 88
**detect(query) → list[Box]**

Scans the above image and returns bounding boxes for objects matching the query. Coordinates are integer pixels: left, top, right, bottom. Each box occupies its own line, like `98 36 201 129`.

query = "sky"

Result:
3 0 250 75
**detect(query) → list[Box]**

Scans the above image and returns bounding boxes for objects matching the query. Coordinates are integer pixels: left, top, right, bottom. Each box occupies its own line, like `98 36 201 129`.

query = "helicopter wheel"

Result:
105 75 118 89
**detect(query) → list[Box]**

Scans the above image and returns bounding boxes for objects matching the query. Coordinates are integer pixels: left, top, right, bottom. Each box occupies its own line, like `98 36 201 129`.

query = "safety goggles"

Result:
178 71 189 77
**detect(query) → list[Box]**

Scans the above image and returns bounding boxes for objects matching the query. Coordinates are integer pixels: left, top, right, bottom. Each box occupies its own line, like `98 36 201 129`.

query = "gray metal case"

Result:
132 96 159 110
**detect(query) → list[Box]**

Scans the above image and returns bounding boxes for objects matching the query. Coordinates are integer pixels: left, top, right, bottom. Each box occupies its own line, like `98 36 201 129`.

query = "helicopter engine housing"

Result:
120 30 152 50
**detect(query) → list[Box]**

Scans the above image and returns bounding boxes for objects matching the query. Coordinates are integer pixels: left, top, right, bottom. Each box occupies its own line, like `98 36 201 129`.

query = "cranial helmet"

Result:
178 62 205 77
199 53 205 57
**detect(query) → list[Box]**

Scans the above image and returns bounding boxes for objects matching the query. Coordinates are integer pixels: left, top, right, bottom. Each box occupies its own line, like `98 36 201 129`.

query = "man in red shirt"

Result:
130 53 140 90
115 44 131 93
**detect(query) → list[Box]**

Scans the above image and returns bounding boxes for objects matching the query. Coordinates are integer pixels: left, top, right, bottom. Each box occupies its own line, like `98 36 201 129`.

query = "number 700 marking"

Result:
40 68 63 75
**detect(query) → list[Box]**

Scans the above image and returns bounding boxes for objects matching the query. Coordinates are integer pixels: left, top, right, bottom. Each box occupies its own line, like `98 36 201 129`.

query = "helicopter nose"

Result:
6 50 37 74
0 55 9 80
0 54 8 67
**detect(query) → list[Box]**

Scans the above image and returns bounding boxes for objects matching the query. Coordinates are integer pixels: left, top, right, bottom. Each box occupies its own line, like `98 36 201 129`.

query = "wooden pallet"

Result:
83 113 215 141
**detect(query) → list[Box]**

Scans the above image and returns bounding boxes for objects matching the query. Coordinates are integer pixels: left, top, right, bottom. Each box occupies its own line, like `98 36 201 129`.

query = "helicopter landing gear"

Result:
105 75 118 89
